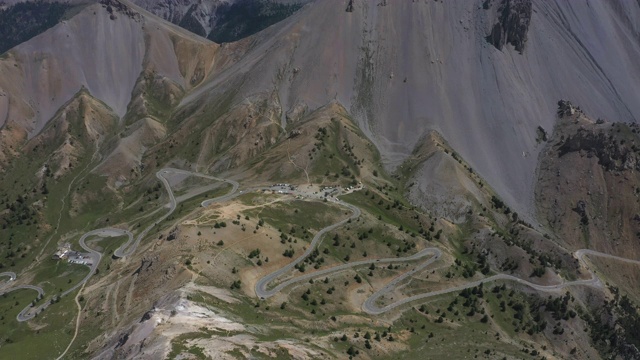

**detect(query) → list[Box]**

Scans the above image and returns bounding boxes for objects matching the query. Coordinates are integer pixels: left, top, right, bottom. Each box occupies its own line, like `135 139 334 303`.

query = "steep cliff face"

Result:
536 101 640 258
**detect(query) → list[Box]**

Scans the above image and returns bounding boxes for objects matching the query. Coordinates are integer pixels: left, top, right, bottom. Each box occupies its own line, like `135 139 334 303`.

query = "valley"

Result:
0 0 640 359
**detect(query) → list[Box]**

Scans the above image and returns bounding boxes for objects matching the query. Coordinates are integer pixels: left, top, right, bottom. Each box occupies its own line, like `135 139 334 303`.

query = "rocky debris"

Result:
346 0 354 12
133 255 159 276
166 227 178 241
485 0 532 54
100 0 141 21
557 100 579 118
140 308 155 323
536 126 548 143
114 332 130 349
288 129 302 139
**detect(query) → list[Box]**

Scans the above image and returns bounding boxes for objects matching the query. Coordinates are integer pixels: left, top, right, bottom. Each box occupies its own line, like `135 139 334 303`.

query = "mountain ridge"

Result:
0 1 640 358
172 0 640 220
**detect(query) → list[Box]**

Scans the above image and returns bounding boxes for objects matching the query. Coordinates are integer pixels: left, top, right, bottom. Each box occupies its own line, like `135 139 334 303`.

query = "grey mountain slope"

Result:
182 0 640 219
0 0 213 136
0 0 638 223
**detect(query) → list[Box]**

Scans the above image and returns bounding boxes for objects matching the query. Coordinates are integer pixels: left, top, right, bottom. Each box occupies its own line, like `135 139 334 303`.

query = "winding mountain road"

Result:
252 195 640 315
255 200 361 298
3 167 640 324
0 168 238 322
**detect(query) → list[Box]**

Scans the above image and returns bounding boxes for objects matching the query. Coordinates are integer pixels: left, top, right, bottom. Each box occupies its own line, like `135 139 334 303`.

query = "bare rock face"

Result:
100 0 142 21
345 0 353 12
486 0 532 53
536 102 640 258
133 255 159 275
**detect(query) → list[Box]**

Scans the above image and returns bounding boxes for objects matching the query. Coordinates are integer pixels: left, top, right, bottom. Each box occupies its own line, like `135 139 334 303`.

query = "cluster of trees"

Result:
0 1 71 54
207 0 303 43
1 194 38 228
580 287 640 358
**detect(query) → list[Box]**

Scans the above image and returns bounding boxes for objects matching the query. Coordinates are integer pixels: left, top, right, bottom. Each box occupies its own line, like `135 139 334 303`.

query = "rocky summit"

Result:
0 1 639 359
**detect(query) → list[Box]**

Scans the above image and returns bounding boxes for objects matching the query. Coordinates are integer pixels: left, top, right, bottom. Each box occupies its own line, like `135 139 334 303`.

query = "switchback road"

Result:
253 195 639 315
3 168 640 323
0 168 238 322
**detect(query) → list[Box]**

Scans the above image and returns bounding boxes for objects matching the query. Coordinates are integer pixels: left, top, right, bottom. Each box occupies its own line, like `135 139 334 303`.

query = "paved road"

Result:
113 169 176 258
1 168 238 322
255 199 361 298
0 283 45 321
4 166 640 322
253 196 640 315
260 248 441 298
362 262 601 315
112 168 239 258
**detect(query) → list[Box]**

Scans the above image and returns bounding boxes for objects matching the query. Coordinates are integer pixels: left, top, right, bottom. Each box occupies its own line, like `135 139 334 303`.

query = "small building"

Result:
52 243 71 260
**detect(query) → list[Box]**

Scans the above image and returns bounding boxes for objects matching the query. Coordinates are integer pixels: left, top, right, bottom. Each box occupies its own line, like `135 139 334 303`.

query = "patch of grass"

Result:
30 258 87 297
340 190 422 235
236 191 280 206
243 199 343 232
167 332 210 360
0 288 78 360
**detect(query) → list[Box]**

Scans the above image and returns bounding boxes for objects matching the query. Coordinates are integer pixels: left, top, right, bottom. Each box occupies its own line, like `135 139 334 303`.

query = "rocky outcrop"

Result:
114 332 130 349
554 100 640 172
557 99 580 118
346 0 354 12
486 0 532 54
557 125 640 172
139 308 154 322
100 0 141 21
133 255 159 275
573 200 589 225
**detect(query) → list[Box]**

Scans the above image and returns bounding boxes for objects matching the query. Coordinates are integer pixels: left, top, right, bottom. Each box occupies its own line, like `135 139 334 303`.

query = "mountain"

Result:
0 0 92 55
130 0 307 42
0 0 640 359
179 0 640 221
